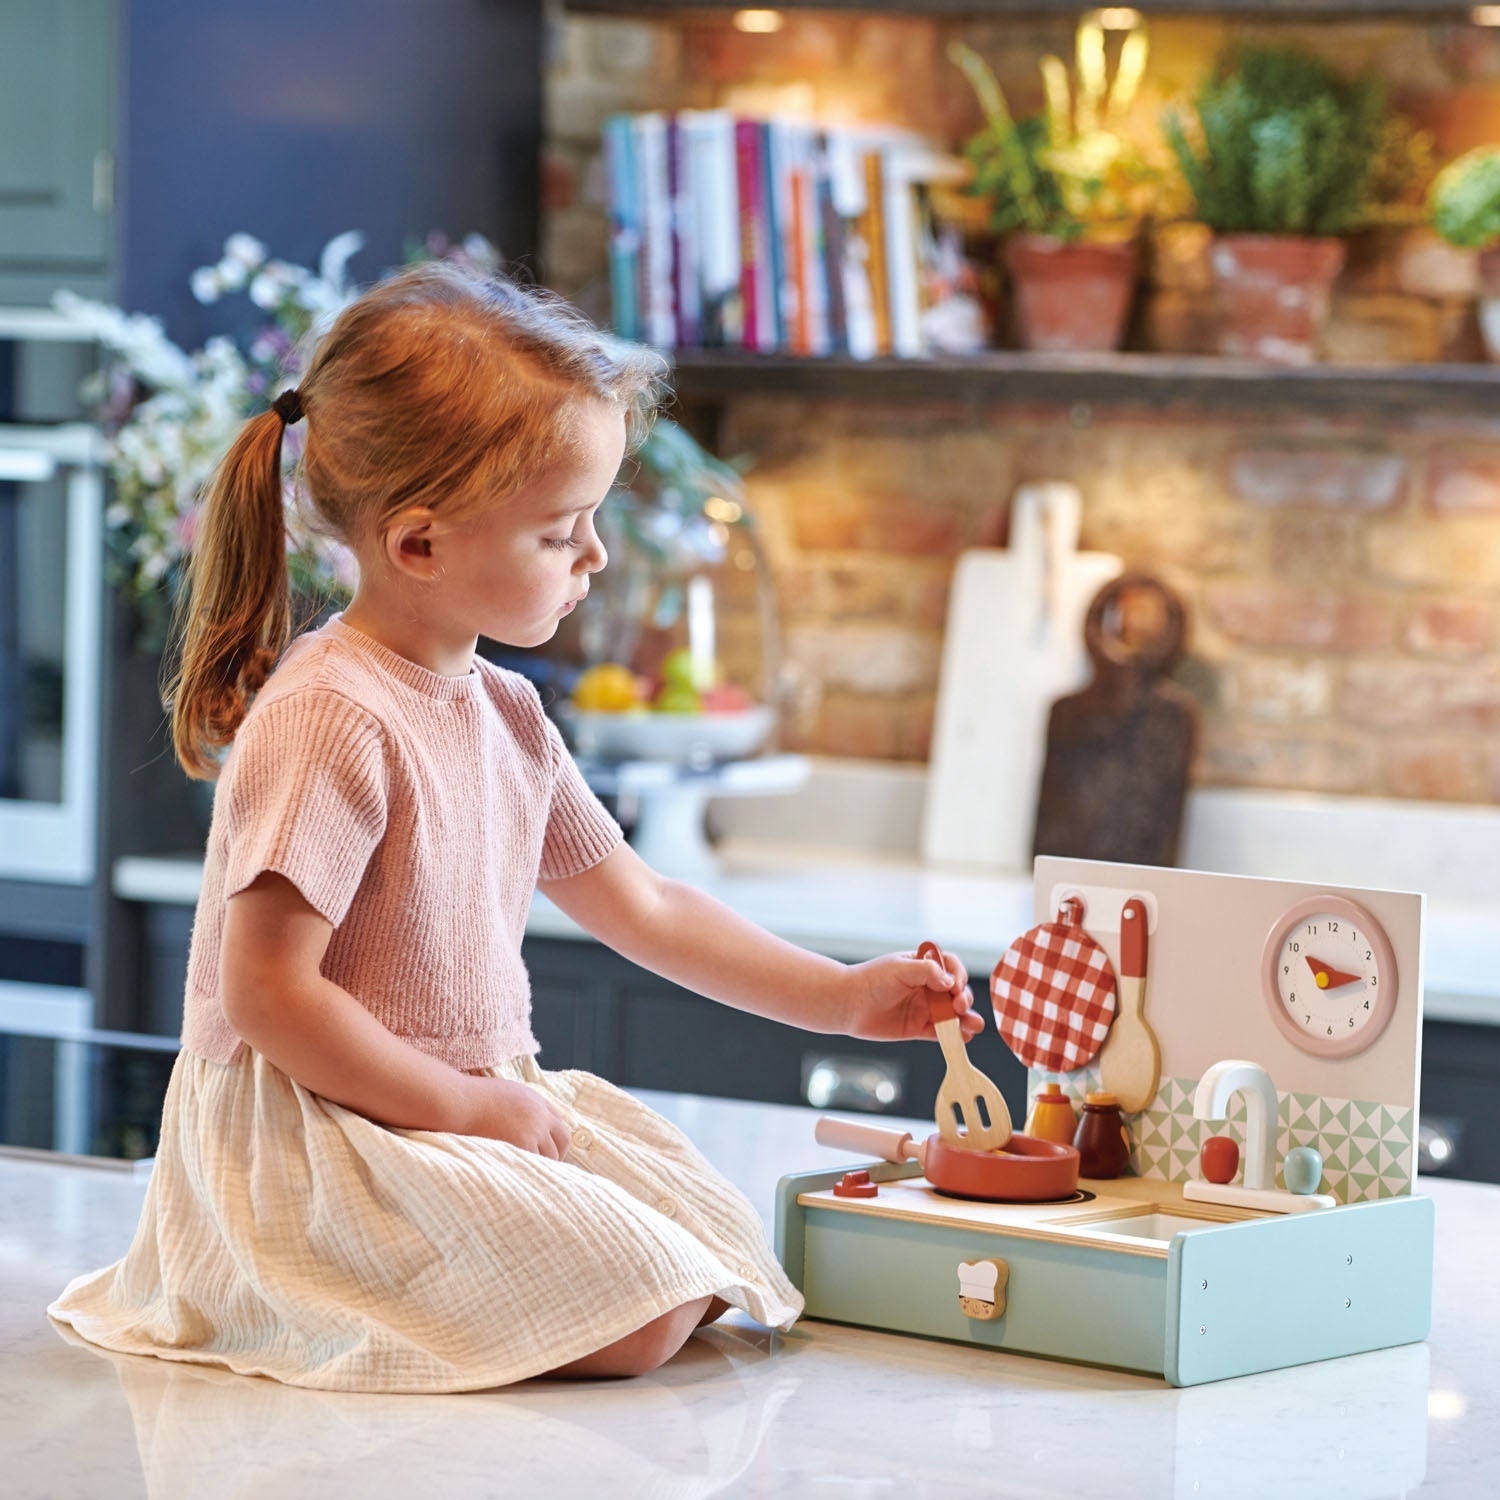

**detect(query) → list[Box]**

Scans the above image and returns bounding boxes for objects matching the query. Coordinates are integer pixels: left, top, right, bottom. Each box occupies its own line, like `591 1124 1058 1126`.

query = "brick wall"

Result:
542 7 1500 804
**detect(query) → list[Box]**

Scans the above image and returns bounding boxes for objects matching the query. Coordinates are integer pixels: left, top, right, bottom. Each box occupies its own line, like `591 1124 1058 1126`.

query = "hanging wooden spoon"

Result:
1098 897 1161 1112
919 940 1012 1151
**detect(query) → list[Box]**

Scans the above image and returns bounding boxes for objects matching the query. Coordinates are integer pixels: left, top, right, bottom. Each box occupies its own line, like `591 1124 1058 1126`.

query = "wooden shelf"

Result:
665 348 1500 417
567 2 1479 18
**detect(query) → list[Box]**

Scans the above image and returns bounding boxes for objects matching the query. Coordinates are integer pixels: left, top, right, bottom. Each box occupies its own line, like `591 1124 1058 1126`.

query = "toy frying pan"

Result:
815 1117 1080 1203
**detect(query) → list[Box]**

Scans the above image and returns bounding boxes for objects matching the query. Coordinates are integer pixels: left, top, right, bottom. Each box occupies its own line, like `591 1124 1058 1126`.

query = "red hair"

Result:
163 262 667 779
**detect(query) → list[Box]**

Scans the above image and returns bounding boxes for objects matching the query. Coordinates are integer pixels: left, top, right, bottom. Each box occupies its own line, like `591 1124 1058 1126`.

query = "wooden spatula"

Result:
919 941 1012 1151
1098 898 1161 1112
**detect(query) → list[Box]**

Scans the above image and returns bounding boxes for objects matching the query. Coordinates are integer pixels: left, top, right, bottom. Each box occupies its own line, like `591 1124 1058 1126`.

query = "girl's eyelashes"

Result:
543 536 581 551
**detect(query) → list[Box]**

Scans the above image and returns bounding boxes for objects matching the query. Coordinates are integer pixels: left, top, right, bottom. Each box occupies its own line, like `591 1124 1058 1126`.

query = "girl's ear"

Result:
386 508 441 577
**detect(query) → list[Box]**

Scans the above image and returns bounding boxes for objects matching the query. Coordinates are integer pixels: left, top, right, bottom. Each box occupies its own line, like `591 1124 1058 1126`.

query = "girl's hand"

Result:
456 1076 574 1158
840 946 984 1045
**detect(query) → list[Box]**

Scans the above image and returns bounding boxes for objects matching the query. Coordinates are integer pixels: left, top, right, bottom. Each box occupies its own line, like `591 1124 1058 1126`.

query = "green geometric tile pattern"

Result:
1028 1067 1413 1204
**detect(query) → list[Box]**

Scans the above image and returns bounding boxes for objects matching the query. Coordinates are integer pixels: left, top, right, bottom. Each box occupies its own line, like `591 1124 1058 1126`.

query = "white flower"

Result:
190 267 222 304
223 233 267 269
462 233 501 270
52 291 197 389
215 256 249 293
249 269 286 310
318 231 365 298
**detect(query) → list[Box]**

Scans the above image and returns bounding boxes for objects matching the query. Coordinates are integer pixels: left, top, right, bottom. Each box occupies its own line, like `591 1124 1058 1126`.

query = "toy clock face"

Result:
1260 895 1399 1058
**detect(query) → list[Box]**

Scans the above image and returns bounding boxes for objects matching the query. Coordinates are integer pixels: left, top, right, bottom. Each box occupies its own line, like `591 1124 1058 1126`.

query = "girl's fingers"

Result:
919 956 956 988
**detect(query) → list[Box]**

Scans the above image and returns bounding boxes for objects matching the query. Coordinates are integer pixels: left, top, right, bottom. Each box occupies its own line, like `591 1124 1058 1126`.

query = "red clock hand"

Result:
1304 955 1362 990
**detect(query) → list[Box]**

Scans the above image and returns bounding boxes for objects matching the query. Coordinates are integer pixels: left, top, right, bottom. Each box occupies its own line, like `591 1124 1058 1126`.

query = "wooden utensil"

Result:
1032 572 1198 867
1098 897 1161 1112
919 940 1012 1151
815 1117 1078 1202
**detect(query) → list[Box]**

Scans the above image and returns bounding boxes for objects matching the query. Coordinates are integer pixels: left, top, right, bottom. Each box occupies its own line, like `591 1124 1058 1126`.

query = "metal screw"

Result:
1199 1325 1207 1335
1345 1254 1353 1266
1344 1298 1352 1309
1200 1279 1208 1290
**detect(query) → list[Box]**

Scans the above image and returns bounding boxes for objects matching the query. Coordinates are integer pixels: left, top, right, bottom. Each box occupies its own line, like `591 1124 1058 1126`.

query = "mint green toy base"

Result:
775 1164 1434 1387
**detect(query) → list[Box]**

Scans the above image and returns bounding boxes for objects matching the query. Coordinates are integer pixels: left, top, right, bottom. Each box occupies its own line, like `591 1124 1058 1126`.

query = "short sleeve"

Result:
537 711 624 882
219 691 389 927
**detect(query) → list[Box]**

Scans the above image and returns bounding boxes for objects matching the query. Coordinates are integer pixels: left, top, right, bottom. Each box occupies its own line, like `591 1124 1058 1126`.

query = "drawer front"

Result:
799 1206 1169 1376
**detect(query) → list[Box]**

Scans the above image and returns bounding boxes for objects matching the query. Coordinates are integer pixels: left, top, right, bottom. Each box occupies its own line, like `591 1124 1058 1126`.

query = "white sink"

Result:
1066 1211 1222 1244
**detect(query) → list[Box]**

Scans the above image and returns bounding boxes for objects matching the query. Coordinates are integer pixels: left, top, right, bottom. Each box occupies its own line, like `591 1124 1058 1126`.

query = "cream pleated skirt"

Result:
47 1048 803 1393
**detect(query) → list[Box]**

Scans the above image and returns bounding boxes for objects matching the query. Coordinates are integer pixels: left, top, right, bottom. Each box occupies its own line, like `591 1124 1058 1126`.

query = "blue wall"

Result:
118 0 543 348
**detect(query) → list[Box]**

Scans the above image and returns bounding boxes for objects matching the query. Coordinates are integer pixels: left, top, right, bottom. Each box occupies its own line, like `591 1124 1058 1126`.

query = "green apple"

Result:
661 647 716 692
653 683 702 714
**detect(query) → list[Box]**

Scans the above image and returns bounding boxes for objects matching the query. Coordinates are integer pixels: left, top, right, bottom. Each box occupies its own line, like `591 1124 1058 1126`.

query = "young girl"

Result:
48 262 981 1393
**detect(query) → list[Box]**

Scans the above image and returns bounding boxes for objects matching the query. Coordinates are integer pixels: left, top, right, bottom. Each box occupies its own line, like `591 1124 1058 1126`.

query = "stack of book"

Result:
603 112 972 358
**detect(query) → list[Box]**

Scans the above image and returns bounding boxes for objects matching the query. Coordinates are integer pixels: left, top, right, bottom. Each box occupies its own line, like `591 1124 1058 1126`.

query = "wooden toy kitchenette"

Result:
776 856 1433 1387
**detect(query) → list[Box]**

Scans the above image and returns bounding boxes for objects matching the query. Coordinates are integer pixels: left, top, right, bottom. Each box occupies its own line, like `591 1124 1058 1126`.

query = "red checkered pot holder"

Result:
990 895 1117 1072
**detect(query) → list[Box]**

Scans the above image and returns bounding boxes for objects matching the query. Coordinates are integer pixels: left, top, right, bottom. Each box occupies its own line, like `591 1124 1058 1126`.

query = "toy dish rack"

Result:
775 857 1434 1387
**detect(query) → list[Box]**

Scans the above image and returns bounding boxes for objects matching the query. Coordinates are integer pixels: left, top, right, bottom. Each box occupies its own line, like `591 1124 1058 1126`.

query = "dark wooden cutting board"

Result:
1031 572 1198 868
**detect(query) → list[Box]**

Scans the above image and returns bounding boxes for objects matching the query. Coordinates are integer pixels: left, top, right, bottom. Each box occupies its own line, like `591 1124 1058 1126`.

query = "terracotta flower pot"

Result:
1003 234 1139 353
1210 233 1347 365
1478 246 1500 363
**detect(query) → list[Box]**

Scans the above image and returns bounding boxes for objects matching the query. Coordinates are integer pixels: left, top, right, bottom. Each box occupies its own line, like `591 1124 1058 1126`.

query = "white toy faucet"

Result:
1183 1058 1336 1214
1192 1059 1278 1191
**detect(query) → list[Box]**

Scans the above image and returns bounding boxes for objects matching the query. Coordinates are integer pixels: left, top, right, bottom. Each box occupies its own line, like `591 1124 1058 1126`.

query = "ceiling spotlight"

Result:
733 9 784 33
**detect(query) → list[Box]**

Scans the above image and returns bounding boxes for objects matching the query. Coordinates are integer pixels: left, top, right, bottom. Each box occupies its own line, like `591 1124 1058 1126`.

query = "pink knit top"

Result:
179 613 623 1070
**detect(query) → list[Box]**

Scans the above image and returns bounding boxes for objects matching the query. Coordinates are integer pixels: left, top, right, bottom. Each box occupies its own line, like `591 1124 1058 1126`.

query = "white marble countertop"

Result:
115 841 1500 1027
4 1089 1496 1499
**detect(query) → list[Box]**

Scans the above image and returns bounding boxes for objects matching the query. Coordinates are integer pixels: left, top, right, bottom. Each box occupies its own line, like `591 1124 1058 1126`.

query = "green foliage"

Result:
961 112 1083 241
949 25 1152 244
1165 46 1399 237
1430 147 1500 250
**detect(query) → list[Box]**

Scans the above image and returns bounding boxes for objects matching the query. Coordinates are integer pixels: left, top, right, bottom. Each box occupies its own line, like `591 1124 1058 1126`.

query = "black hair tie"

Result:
273 388 304 425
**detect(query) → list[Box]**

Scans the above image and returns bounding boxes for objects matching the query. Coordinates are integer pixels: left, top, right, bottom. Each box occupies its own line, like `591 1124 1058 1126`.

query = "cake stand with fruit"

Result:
553 419 809 877
561 648 807 879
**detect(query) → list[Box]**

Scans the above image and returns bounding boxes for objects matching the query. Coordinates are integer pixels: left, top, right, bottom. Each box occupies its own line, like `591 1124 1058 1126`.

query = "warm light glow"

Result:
1473 4 1500 23
734 9 784 33
703 495 743 523
1093 6 1143 28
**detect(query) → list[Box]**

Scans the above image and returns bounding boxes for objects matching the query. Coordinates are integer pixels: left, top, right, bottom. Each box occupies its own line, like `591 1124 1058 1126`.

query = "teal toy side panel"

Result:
1165 1195 1434 1387
799 1207 1169 1376
774 1163 921 1292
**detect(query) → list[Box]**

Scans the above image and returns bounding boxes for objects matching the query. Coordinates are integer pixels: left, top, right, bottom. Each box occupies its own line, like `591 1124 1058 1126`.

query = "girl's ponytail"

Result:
162 406 294 780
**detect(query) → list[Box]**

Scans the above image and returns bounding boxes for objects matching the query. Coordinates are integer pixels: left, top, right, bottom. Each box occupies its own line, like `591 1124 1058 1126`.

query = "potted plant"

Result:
1430 146 1500 360
1165 45 1410 365
949 12 1153 354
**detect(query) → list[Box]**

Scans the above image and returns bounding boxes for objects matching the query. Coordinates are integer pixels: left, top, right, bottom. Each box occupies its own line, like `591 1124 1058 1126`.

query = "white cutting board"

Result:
922 482 1122 873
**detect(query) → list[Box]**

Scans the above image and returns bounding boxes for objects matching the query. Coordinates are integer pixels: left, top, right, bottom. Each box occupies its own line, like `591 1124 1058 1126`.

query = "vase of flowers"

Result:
54 229 502 653
1166 46 1422 365
950 13 1155 353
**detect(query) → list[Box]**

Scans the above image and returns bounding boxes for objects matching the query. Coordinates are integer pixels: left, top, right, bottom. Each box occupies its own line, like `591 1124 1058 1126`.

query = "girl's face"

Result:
435 400 627 650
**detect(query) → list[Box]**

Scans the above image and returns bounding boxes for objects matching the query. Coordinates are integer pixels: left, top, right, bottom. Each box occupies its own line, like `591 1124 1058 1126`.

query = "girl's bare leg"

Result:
540 1295 717 1379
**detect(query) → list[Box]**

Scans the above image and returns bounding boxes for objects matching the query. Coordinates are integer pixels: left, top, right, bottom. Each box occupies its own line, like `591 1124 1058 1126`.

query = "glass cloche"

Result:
559 420 783 767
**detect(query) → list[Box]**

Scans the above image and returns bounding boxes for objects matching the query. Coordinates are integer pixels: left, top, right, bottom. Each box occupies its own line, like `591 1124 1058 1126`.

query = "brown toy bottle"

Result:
1073 1091 1131 1178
